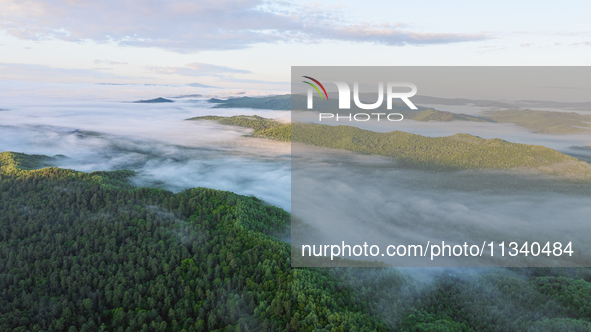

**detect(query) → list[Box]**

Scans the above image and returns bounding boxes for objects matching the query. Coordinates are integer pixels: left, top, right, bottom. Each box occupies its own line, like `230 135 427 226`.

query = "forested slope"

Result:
1 152 591 332
188 116 291 142
0 153 387 332
188 116 591 179
1 152 57 171
485 109 591 134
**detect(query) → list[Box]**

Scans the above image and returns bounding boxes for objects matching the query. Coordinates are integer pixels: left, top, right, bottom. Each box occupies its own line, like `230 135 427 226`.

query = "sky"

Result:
1 0 590 90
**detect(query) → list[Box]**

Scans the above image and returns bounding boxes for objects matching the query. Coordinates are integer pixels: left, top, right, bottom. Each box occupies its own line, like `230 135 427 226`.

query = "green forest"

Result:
2 151 591 332
188 116 291 142
209 96 291 111
188 116 591 179
485 109 591 134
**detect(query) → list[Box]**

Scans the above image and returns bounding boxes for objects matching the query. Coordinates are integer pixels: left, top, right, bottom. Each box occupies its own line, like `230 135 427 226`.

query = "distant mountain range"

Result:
485 109 591 134
132 97 174 103
209 95 291 110
413 95 591 110
208 94 591 111
207 94 591 134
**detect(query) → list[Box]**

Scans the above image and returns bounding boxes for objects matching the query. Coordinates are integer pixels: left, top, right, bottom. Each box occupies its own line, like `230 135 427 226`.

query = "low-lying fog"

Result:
0 89 291 210
3 85 590 268
292 145 591 267
292 104 591 267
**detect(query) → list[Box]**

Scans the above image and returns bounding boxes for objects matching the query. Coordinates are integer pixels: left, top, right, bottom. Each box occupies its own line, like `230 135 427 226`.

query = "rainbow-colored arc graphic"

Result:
302 76 329 100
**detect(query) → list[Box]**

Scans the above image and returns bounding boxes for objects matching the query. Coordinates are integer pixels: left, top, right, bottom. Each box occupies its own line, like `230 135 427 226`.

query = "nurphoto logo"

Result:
303 76 417 121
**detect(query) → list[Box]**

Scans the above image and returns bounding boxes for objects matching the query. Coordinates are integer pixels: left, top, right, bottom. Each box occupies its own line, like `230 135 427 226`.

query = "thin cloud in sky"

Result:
0 0 488 53
144 62 289 85
145 62 251 77
94 59 129 65
0 62 138 81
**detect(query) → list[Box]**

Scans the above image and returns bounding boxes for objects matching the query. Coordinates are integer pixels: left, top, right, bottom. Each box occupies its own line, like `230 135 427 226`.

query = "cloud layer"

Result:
0 96 291 209
94 59 129 65
0 62 134 81
145 62 251 77
0 0 487 53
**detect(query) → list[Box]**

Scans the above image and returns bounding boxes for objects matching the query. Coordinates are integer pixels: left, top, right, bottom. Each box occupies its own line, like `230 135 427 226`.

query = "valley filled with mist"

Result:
2 85 591 331
0 89 291 210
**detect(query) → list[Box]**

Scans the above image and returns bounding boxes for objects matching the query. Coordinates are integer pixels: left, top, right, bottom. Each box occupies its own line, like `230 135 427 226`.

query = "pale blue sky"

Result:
1 0 590 90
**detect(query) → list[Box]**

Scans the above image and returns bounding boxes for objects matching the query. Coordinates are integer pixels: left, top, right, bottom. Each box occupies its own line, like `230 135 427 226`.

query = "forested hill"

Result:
188 115 591 179
1 151 56 171
0 152 389 331
485 109 591 134
209 95 291 110
2 151 591 331
188 115 291 142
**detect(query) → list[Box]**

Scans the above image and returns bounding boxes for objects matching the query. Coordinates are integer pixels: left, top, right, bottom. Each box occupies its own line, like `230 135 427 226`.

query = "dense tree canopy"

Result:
1 152 591 332
188 116 591 179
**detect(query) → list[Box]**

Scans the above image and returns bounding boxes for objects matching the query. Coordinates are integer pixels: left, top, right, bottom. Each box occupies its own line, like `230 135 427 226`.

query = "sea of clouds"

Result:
2 81 590 268
0 81 291 209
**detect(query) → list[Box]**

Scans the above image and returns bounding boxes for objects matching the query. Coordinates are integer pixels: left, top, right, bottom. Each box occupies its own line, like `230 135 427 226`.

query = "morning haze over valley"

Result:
1 1 591 331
